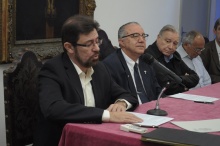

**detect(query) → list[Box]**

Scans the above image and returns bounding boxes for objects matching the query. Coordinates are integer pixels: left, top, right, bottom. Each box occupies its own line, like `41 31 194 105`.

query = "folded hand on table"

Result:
107 101 127 112
106 101 142 123
109 112 143 123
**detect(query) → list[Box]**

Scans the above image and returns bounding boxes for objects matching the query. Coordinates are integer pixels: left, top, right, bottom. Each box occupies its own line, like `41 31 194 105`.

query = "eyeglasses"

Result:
76 38 103 48
193 48 205 53
122 33 149 40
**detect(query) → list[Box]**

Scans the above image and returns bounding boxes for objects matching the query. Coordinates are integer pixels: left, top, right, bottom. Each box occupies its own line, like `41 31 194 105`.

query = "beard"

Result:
75 48 100 68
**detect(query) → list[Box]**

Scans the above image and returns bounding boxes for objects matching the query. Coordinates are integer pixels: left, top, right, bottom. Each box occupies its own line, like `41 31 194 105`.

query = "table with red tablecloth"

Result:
59 83 220 146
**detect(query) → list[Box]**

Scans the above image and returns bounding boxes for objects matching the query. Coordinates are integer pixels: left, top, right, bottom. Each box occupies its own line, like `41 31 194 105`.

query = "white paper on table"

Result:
169 93 219 102
129 112 173 127
171 119 220 133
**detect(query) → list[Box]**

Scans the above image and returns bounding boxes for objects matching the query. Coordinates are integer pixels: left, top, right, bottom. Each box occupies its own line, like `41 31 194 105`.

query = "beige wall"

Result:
94 0 181 48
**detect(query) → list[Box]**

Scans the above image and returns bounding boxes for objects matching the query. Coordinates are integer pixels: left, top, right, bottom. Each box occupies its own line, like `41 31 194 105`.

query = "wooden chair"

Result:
4 51 42 146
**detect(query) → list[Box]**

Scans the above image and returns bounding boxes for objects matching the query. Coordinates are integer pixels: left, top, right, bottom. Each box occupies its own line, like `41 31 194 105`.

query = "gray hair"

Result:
158 24 179 36
118 22 140 39
182 30 203 45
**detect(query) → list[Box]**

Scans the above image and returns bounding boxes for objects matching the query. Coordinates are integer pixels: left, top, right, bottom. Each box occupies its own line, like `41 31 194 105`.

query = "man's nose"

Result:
93 44 100 52
170 42 174 47
138 36 146 42
167 43 174 50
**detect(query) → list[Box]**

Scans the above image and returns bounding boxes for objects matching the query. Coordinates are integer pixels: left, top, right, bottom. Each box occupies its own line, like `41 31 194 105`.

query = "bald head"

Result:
182 30 205 59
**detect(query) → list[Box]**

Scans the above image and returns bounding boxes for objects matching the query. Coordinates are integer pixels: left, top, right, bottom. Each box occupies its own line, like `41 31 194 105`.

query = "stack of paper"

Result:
169 93 219 102
171 119 220 133
130 112 173 127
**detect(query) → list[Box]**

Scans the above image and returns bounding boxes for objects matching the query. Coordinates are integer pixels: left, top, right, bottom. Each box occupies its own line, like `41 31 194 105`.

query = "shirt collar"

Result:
177 44 190 59
70 59 94 76
121 49 139 69
164 54 174 63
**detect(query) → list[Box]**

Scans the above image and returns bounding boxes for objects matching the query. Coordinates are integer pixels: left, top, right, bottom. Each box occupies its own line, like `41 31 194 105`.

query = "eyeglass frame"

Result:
121 33 149 39
75 37 103 48
193 47 205 53
189 43 205 53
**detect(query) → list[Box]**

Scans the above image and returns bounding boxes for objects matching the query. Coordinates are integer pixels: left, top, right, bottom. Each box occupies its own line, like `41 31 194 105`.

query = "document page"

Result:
130 112 173 127
169 93 219 102
171 119 220 133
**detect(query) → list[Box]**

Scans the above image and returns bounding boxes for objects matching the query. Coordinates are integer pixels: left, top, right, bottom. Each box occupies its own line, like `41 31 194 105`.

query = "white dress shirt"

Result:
71 59 132 122
177 45 211 89
121 50 145 104
71 60 110 122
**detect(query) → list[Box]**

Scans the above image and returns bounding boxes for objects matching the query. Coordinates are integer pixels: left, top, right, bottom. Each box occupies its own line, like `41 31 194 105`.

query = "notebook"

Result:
141 127 220 146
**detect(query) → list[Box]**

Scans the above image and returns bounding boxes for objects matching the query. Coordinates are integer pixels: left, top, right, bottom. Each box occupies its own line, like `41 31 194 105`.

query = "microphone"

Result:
142 53 182 84
146 82 170 116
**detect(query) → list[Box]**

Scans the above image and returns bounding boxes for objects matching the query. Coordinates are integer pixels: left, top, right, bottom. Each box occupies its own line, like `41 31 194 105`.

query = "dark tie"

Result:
134 63 148 103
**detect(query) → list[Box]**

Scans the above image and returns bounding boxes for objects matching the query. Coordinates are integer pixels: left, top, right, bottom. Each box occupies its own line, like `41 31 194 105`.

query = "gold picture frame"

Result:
0 0 96 63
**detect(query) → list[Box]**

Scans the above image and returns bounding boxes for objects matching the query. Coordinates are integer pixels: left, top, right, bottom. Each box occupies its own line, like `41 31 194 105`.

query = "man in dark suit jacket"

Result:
146 25 199 95
103 22 161 104
200 18 220 83
34 15 141 146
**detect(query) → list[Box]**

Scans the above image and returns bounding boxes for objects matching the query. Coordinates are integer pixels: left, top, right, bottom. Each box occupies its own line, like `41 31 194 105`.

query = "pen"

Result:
144 125 159 128
133 124 159 128
194 101 214 104
139 125 159 128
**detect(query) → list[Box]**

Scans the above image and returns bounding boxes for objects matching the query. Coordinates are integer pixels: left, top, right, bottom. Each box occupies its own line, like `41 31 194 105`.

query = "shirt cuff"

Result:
102 110 110 122
115 99 132 110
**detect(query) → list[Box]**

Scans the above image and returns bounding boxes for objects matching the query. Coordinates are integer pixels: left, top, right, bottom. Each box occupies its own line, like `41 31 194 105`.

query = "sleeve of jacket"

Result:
179 60 199 89
149 64 163 98
200 44 211 70
101 63 139 111
39 60 104 124
158 57 199 95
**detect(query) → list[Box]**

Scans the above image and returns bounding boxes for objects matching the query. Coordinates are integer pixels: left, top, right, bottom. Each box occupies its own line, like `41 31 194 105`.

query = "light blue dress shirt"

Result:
177 44 211 89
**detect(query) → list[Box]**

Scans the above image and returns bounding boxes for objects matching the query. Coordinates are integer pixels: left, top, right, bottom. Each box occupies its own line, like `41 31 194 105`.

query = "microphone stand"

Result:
147 82 169 116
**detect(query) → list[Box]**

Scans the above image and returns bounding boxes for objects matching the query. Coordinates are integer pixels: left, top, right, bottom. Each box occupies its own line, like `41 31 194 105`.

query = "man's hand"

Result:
109 112 143 123
107 101 127 112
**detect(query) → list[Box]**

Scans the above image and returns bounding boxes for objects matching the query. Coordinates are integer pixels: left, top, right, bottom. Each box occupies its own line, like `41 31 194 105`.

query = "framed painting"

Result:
0 0 96 63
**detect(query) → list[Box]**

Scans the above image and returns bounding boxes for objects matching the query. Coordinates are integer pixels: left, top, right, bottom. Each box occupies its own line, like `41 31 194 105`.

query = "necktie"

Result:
134 63 148 103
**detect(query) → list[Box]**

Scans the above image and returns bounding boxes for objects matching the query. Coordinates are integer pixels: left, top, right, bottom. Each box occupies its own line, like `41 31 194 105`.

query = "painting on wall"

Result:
16 0 80 40
0 0 96 63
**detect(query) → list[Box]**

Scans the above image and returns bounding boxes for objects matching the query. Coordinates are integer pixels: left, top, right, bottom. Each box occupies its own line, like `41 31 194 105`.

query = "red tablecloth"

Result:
59 83 220 146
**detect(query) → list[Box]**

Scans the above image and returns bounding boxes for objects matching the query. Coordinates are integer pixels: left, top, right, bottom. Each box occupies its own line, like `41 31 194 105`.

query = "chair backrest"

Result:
4 51 42 146
98 29 116 61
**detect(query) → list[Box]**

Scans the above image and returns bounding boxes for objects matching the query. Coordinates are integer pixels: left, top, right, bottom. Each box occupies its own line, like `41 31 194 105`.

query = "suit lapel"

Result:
63 53 84 104
138 59 151 100
139 60 149 86
117 49 137 95
90 69 102 107
211 42 220 71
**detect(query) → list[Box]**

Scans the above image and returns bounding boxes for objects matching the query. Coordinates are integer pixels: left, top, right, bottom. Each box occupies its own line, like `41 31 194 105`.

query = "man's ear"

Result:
184 43 190 48
119 39 125 48
156 34 161 40
64 42 74 53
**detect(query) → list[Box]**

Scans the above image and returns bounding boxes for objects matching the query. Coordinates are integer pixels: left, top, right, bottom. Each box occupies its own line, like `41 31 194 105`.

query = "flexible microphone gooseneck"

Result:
142 53 182 84
146 82 170 116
